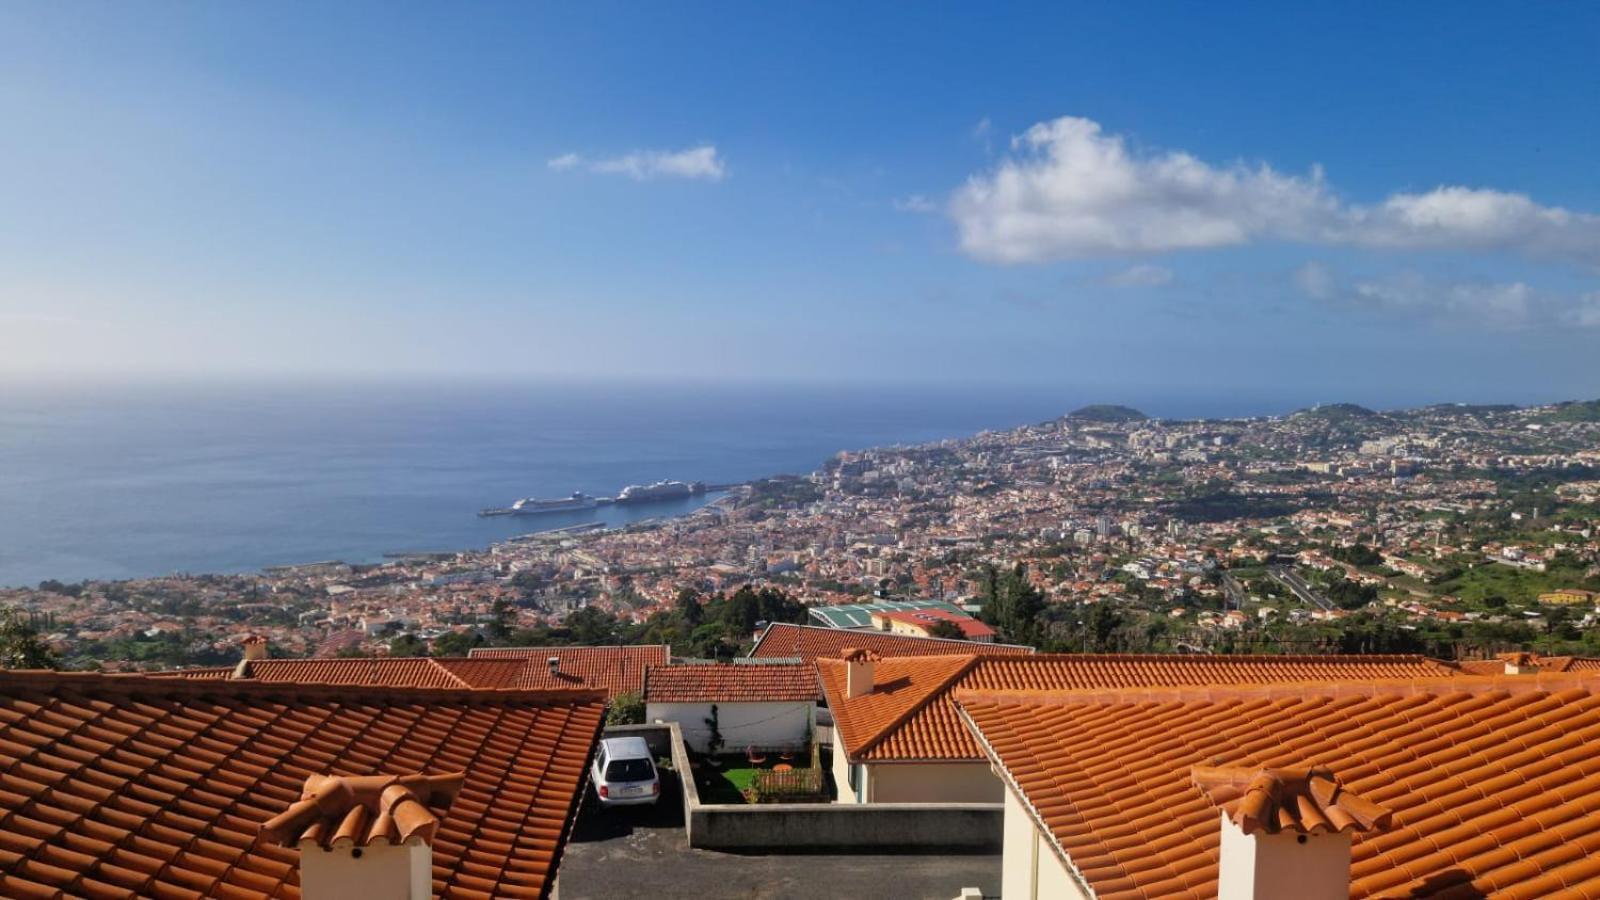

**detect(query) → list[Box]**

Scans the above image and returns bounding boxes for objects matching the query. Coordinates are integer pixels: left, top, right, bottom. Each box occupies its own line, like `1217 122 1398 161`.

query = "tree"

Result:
607 691 645 726
924 619 967 640
564 607 620 645
704 703 725 756
488 598 515 642
0 607 57 669
432 630 485 657
675 587 705 630
388 633 428 657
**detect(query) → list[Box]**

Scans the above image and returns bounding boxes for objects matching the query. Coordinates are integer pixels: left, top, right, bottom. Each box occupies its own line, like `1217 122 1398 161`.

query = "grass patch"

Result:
690 754 798 804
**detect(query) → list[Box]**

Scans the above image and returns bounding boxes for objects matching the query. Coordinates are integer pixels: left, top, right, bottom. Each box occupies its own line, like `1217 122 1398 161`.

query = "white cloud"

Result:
548 145 726 181
893 194 938 214
952 116 1600 267
1103 264 1173 288
1294 264 1600 330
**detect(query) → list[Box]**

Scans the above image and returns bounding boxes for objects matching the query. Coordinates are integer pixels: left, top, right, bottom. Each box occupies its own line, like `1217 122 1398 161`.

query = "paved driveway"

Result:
559 772 1001 900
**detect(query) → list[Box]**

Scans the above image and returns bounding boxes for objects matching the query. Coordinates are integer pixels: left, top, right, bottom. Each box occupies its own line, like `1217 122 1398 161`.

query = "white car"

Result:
591 736 661 807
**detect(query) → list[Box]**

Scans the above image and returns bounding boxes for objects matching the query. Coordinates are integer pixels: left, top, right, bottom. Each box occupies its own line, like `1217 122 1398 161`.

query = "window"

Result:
605 758 655 783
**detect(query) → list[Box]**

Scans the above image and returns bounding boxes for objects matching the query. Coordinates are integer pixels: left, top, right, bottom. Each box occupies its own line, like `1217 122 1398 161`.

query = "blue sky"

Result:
2 2 1598 404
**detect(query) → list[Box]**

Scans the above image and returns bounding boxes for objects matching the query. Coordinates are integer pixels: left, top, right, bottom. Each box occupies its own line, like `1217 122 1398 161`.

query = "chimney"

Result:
242 635 270 662
261 772 465 900
1500 652 1539 675
548 656 561 676
842 648 880 699
1193 766 1390 900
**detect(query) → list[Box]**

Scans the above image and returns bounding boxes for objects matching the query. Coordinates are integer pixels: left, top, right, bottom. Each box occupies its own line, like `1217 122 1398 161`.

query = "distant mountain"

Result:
1066 404 1148 423
1290 403 1382 424
1542 400 1600 423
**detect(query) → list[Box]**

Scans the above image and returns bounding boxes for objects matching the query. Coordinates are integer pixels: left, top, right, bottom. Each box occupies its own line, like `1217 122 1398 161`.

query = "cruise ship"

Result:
615 480 705 504
479 492 598 517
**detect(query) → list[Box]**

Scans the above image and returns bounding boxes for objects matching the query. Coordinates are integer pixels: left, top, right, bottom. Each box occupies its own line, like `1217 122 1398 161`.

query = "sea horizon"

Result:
1 375 1590 588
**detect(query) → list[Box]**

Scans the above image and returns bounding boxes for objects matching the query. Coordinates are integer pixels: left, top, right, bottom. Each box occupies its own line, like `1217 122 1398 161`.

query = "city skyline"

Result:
2 3 1598 402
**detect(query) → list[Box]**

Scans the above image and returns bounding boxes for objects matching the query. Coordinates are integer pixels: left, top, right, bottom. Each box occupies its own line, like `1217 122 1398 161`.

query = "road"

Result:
1268 565 1334 611
1220 572 1247 610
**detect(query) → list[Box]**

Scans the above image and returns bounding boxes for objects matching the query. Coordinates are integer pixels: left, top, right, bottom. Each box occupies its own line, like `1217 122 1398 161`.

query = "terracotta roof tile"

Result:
468 645 669 696
643 663 820 703
749 622 1033 662
260 772 466 850
820 653 1463 762
1192 766 1392 836
956 672 1600 900
0 670 604 899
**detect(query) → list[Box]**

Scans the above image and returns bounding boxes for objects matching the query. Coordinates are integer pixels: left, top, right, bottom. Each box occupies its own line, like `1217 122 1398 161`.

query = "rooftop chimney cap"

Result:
547 656 560 673
1192 766 1391 837
260 772 466 850
841 647 882 662
241 635 270 662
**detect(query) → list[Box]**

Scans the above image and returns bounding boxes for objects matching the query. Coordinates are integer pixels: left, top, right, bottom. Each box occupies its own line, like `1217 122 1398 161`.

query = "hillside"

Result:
1066 404 1148 423
1542 400 1600 423
1290 403 1382 424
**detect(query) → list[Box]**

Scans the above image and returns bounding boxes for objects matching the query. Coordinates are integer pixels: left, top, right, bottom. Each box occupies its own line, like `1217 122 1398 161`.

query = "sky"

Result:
1 2 1598 404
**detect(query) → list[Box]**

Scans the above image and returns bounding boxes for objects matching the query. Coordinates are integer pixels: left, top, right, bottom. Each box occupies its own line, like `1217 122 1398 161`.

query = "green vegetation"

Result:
0 608 57 669
1291 402 1381 423
1541 399 1600 423
1432 559 1600 606
1066 404 1148 423
607 691 645 726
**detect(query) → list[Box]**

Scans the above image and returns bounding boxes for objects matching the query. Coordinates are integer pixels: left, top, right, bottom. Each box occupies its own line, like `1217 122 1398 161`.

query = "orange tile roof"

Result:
820 653 1463 762
1191 766 1391 836
749 622 1033 662
260 772 466 850
468 645 669 696
1453 653 1600 675
154 657 546 690
956 672 1600 900
0 670 604 900
644 662 821 704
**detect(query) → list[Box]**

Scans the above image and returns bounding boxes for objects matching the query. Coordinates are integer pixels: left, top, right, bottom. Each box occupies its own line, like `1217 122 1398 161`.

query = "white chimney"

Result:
1194 767 1390 900
1501 652 1539 675
548 656 561 676
261 773 464 900
242 635 269 662
843 648 878 699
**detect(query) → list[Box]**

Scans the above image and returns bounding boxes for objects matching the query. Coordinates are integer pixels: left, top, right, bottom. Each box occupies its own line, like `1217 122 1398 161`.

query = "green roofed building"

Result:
806 598 975 630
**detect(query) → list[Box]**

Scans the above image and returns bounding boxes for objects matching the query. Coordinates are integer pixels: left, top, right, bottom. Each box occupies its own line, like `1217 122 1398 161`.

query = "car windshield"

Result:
605 758 654 782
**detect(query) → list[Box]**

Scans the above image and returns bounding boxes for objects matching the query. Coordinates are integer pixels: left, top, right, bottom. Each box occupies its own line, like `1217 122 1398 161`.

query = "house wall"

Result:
832 735 862 804
1002 787 1090 900
646 701 813 754
864 760 1005 804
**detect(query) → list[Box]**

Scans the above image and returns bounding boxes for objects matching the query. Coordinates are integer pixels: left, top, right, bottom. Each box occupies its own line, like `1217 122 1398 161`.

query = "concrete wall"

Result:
601 722 676 759
1002 787 1089 900
646 701 813 754
666 717 1001 850
689 801 1003 851
865 761 1004 804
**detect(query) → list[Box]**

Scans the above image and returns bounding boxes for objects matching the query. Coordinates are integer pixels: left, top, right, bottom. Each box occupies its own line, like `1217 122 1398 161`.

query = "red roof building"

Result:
956 671 1600 899
643 662 820 704
818 652 1464 805
0 670 604 899
466 644 669 696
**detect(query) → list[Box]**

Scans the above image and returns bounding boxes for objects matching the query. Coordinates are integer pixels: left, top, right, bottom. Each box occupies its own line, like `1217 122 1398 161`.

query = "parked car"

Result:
591 736 661 807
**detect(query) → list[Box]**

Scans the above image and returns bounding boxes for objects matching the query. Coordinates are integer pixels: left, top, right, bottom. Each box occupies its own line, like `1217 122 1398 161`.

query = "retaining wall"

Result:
662 719 1001 850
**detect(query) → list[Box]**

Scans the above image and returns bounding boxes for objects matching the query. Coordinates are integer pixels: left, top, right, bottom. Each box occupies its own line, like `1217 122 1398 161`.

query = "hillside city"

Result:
7 398 1600 670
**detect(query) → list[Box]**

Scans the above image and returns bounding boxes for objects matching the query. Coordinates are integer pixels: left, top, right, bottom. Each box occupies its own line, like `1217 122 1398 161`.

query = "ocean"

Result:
0 377 1387 587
